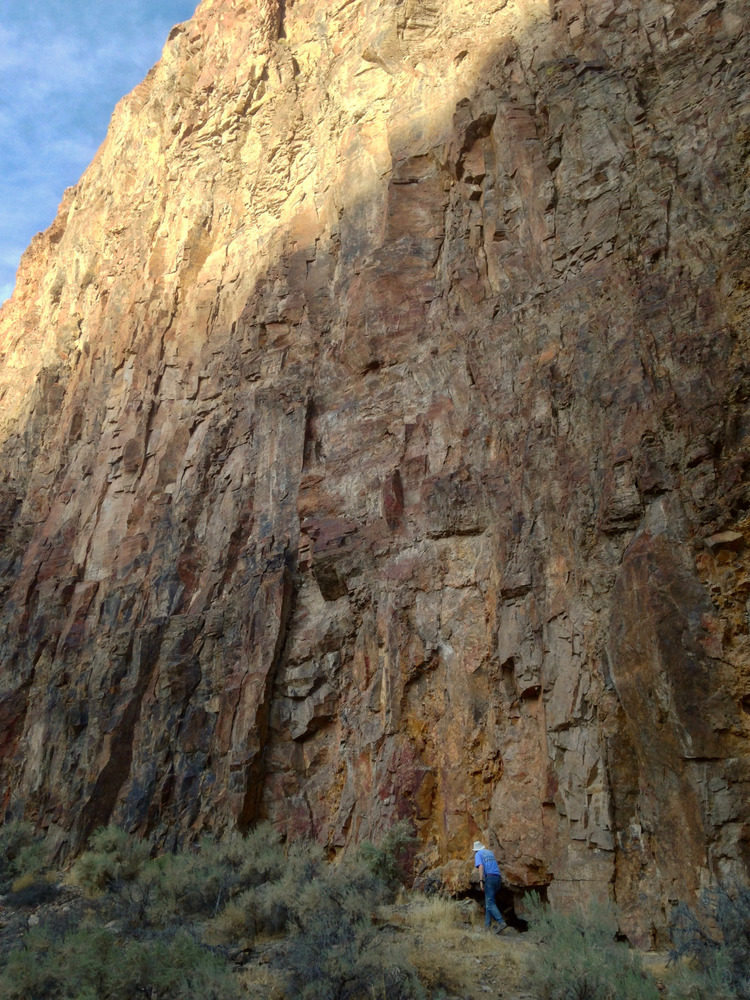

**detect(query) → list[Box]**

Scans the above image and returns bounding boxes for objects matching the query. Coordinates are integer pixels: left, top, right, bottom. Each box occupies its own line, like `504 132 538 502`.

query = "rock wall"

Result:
1 0 749 944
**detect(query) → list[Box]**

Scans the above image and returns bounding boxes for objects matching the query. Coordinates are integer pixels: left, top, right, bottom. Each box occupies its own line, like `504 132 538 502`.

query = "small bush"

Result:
147 823 285 925
524 895 660 1000
239 960 286 1000
667 883 750 1000
284 857 424 1000
298 857 385 930
205 897 256 945
357 820 417 895
1 822 439 1000
665 957 737 1000
287 922 425 1000
0 923 241 1000
0 821 49 891
11 869 45 892
237 837 329 938
71 825 150 894
14 838 52 883
237 821 285 887
147 846 229 921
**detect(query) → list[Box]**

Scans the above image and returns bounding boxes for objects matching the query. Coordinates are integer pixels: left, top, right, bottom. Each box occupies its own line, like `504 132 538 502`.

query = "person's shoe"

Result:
494 921 508 935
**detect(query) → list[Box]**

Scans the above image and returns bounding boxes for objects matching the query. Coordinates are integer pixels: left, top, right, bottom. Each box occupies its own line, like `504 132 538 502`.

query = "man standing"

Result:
473 840 507 933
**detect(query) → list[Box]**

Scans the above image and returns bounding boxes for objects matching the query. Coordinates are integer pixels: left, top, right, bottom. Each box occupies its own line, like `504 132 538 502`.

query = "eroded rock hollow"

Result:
1 0 749 944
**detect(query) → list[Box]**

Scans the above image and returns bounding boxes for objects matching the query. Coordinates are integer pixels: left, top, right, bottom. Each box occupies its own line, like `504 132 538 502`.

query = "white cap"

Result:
472 841 485 852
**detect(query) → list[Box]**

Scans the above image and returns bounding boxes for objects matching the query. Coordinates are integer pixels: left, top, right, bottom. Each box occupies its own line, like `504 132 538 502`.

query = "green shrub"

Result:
357 820 417 895
284 856 424 1000
71 825 150 894
665 956 737 1000
667 884 750 1000
146 845 230 921
0 821 50 891
294 856 384 930
146 823 285 925
0 923 241 1000
238 827 408 944
233 837 328 937
205 897 256 945
142 823 391 940
2 822 434 1000
237 820 285 887
14 838 52 884
524 895 660 1000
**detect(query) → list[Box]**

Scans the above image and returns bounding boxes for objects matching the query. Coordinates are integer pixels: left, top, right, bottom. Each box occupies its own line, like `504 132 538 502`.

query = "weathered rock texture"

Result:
1 0 749 945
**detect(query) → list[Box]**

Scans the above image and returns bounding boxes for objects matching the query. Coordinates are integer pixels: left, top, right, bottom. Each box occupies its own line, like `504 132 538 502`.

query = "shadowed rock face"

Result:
0 0 749 944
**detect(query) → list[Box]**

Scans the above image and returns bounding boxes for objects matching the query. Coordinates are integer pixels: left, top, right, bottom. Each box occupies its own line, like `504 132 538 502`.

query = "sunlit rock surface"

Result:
1 0 749 945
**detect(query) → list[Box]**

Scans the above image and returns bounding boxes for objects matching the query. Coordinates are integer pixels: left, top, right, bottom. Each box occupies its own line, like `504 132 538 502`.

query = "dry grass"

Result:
400 894 478 932
410 927 522 998
10 870 47 893
380 895 523 999
237 904 526 1000
204 899 255 946
238 960 286 1000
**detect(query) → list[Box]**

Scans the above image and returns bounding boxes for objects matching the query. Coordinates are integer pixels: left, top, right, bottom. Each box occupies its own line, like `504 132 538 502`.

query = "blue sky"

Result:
0 0 198 303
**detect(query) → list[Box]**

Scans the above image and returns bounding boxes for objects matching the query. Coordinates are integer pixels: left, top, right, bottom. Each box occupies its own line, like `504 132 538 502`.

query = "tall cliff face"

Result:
1 0 749 943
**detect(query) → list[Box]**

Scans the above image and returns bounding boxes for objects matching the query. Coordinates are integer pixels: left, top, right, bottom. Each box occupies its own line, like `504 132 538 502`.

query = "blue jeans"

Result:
484 873 504 927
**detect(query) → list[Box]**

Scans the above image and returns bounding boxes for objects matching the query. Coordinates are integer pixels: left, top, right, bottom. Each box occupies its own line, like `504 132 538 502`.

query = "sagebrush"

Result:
357 819 417 892
667 883 750 1000
0 923 241 1000
0 820 51 891
1 819 424 1000
284 854 424 1000
524 895 659 1000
